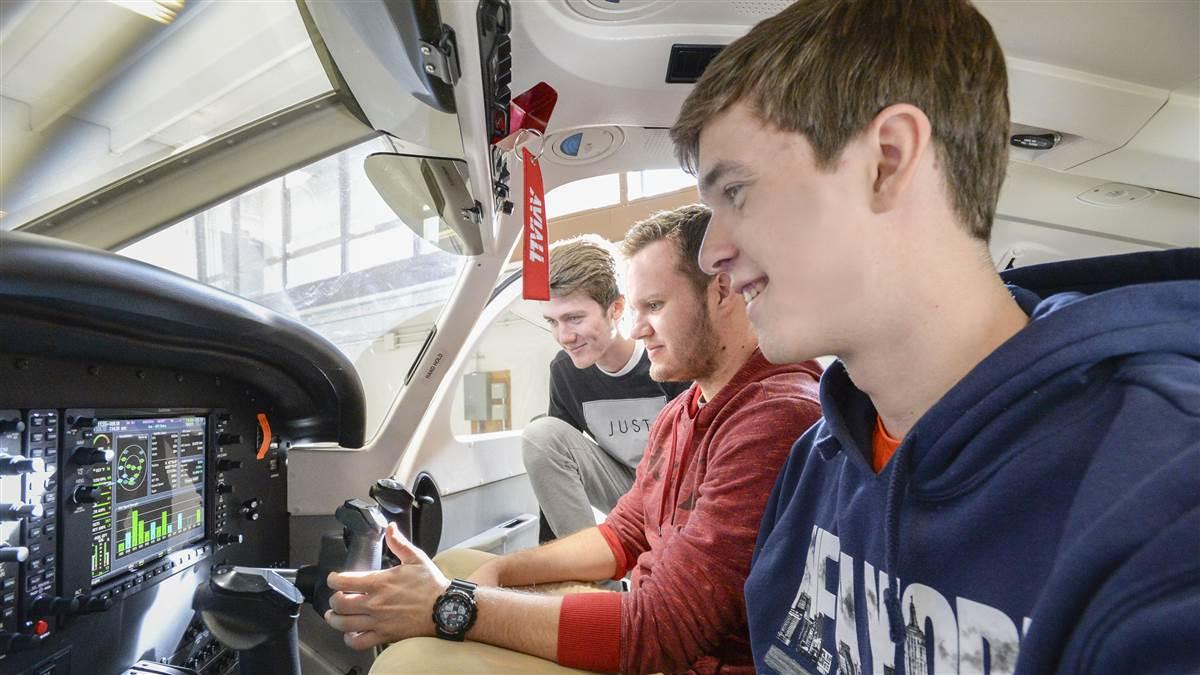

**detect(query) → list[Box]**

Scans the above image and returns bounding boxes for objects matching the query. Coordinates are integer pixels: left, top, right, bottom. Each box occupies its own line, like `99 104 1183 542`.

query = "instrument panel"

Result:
0 230 365 674
0 358 290 675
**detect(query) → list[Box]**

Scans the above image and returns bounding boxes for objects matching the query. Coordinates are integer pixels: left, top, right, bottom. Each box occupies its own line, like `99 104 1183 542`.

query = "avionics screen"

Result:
89 416 206 583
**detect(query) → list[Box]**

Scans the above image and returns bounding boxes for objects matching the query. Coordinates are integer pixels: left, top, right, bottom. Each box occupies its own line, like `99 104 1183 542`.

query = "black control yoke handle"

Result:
370 478 416 541
338 497 388 572
193 566 303 675
294 498 387 616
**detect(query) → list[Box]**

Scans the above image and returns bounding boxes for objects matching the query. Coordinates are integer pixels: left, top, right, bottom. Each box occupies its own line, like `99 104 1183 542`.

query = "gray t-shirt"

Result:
547 343 691 467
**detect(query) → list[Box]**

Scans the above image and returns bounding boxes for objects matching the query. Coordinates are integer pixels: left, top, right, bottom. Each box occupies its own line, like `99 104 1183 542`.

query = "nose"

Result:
630 309 651 341
556 324 575 346
698 211 735 275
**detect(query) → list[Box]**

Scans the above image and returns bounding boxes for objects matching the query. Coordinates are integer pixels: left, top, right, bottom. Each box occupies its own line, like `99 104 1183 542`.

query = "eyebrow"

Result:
699 159 750 196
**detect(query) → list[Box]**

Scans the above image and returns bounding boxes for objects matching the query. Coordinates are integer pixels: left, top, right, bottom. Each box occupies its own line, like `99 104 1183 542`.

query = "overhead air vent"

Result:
1076 182 1156 207
546 126 625 165
565 0 673 22
731 0 798 18
666 44 724 84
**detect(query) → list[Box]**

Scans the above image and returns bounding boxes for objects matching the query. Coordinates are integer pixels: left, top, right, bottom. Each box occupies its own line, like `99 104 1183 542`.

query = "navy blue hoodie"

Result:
745 248 1200 675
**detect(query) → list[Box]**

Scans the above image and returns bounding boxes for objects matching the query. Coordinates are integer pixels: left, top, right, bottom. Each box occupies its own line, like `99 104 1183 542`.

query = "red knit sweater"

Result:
556 350 823 673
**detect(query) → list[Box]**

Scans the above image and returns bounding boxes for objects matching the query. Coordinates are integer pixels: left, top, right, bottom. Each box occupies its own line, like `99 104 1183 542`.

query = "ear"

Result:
711 273 733 306
608 296 625 322
867 103 932 214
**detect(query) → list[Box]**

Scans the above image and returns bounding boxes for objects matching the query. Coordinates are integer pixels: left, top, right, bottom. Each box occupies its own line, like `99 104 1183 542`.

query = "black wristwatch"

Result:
432 579 478 641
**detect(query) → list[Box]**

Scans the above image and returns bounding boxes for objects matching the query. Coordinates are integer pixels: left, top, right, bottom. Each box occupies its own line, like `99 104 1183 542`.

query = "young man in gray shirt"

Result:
527 235 689 540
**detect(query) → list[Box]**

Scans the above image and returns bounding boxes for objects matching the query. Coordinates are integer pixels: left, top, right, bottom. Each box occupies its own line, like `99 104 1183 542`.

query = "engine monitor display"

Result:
89 416 206 583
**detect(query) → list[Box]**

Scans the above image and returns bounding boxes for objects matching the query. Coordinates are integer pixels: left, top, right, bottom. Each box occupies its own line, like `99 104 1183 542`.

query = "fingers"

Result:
344 629 386 651
384 523 425 565
327 569 378 593
323 610 376 634
328 590 369 616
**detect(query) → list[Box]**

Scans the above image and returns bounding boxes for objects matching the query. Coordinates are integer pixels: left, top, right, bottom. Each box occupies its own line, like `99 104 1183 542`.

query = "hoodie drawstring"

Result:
883 432 914 646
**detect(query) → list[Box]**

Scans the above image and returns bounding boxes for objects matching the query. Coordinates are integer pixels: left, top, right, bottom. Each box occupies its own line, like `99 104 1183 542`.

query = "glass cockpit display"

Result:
89 417 206 583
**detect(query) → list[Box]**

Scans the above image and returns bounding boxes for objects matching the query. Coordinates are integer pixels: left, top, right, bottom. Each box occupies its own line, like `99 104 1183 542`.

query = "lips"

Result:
739 277 767 304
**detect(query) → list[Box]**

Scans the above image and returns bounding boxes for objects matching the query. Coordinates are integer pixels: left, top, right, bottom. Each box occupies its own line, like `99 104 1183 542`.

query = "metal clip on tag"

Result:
497 127 546 163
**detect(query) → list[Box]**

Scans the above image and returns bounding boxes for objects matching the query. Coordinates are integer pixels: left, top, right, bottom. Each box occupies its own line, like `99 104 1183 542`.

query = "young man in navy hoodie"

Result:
675 1 1200 673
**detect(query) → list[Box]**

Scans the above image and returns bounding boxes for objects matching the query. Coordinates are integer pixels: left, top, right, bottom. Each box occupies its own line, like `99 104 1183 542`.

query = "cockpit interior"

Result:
0 1 1196 674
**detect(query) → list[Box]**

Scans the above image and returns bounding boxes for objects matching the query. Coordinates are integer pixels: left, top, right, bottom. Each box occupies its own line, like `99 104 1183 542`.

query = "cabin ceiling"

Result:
0 0 331 227
1 0 1196 230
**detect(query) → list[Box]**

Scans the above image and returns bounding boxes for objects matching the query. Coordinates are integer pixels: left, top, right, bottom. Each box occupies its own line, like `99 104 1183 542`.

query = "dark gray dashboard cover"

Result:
0 231 366 447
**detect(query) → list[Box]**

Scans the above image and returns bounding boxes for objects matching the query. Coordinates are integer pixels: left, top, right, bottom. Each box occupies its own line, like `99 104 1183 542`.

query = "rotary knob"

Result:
0 547 29 563
0 503 43 521
216 533 244 546
77 595 114 615
72 485 99 505
72 446 114 466
0 455 43 476
30 595 79 616
0 631 39 653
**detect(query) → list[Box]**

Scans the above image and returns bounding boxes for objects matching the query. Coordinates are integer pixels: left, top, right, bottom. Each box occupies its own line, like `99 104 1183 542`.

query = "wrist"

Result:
432 579 478 641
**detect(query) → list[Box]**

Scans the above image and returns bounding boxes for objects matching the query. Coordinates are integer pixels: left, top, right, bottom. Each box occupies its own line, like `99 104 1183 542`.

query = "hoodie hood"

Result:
812 247 1200 641
816 247 1200 485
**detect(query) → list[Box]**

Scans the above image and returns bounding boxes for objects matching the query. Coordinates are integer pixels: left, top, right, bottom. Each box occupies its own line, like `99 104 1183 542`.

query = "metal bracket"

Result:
419 26 460 86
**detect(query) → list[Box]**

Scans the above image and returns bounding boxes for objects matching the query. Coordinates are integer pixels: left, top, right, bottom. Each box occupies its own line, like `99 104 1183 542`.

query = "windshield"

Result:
1 1 332 227
118 137 468 442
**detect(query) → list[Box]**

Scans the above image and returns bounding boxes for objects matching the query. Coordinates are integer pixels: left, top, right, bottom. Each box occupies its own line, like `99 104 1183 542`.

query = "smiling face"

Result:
626 240 719 382
696 103 884 364
542 291 624 369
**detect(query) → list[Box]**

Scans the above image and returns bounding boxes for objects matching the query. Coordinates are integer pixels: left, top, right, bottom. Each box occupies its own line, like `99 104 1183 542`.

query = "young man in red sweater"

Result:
323 204 823 673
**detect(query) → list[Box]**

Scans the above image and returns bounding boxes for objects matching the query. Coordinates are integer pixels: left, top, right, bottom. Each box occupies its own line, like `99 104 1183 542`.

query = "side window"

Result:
450 298 561 438
119 136 467 442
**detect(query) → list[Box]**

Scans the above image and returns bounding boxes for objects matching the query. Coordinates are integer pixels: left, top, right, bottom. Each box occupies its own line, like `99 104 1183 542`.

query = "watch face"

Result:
437 595 472 632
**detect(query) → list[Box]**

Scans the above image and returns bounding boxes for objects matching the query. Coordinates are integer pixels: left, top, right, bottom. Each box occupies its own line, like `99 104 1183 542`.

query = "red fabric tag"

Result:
509 82 558 136
522 147 549 300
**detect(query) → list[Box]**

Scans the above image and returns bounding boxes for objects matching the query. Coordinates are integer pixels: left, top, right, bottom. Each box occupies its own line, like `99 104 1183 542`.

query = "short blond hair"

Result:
549 235 622 309
620 204 713 297
671 0 1009 242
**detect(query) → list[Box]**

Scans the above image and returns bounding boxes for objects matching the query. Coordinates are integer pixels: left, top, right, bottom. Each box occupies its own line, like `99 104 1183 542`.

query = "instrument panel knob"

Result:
0 547 29 563
72 446 114 466
0 455 43 476
0 503 43 521
216 533 244 546
71 485 100 505
31 595 79 616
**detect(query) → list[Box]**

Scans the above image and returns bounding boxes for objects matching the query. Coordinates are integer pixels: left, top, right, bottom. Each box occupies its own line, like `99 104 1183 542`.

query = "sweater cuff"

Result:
597 523 630 580
557 592 622 672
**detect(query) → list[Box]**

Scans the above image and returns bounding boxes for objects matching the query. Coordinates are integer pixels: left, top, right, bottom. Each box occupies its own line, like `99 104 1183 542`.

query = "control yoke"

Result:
194 498 387 675
193 567 304 675
295 498 388 615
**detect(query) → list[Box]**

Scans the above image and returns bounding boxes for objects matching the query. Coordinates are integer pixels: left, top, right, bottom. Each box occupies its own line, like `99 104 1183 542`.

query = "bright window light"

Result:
626 169 696 200
546 174 621 219
107 1 184 24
